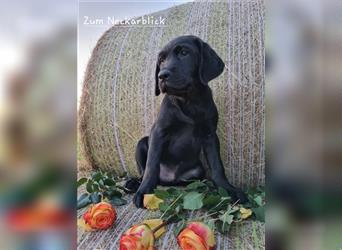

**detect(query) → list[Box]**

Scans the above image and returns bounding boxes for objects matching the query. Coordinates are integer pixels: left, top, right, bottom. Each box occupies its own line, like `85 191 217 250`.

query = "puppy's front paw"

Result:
133 191 145 208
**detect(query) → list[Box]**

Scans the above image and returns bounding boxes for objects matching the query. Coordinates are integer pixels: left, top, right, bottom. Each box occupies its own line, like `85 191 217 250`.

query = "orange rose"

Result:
83 202 116 230
177 222 216 250
120 224 155 250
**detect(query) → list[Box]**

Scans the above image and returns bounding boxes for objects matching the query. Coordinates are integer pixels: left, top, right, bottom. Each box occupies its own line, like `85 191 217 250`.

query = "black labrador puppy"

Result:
132 35 247 208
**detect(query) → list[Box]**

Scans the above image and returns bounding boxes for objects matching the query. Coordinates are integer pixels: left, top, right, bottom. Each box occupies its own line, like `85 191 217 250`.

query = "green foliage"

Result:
77 170 129 209
77 169 266 236
203 194 221 208
246 186 266 222
154 189 169 199
77 193 91 209
77 178 87 188
183 192 204 210
152 180 266 235
109 197 128 206
252 206 265 222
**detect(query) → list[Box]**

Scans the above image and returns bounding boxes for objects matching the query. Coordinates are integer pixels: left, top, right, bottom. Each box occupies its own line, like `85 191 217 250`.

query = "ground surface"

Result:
77 168 265 250
77 194 265 250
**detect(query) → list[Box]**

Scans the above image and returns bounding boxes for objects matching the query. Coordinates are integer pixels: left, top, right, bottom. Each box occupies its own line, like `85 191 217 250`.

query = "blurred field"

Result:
0 0 76 249
267 0 342 249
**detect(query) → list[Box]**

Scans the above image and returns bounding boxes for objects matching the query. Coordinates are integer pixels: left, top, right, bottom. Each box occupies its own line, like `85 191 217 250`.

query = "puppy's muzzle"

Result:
158 69 171 81
159 81 167 93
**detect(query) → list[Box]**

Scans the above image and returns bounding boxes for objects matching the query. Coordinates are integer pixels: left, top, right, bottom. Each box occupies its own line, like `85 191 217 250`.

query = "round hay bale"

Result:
79 0 265 188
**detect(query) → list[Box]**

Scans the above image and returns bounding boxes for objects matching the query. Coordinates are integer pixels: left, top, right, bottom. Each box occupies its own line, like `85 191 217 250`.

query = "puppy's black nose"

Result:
158 69 170 80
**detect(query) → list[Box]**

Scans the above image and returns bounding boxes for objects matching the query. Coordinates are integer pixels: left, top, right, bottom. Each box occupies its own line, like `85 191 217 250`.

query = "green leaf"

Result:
204 180 215 188
107 171 114 178
166 187 182 197
207 197 230 212
77 193 91 209
154 189 169 199
186 181 207 191
159 203 170 212
104 178 116 186
217 209 235 233
203 194 221 208
107 189 122 198
207 220 216 231
110 197 127 206
92 183 100 192
92 172 102 182
219 211 234 225
98 179 105 187
183 192 204 210
218 187 229 197
86 180 93 193
159 203 177 219
252 206 265 222
175 205 182 213
90 192 101 203
78 193 89 200
77 178 88 188
254 196 263 207
216 220 231 233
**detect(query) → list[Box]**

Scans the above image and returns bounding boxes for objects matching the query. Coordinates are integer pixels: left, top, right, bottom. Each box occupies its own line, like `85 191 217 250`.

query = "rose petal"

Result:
187 222 216 248
178 228 207 250
143 219 165 239
120 224 155 250
81 201 116 230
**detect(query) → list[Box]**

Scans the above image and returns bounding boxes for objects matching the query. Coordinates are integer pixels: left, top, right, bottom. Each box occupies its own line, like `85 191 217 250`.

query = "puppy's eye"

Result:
180 49 188 56
159 57 165 63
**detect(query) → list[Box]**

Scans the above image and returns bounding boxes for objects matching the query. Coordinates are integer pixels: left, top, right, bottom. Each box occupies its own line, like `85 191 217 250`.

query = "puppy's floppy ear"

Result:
155 62 160 96
196 38 225 85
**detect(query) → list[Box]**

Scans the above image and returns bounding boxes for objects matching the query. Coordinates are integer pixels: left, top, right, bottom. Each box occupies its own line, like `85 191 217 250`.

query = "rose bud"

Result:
83 202 116 230
120 224 155 250
177 222 216 250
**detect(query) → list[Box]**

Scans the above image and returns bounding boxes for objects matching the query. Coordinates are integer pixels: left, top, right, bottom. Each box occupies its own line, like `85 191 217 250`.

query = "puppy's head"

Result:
155 35 224 96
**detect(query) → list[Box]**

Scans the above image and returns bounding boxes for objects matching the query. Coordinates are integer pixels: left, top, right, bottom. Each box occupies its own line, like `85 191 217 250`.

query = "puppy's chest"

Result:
183 108 212 137
167 126 201 157
171 115 211 139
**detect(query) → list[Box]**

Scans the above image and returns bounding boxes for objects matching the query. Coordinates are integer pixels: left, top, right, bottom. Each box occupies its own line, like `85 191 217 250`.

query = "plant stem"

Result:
231 199 240 208
190 211 220 222
206 197 229 214
152 212 183 234
159 193 183 219
152 219 170 233
192 199 241 222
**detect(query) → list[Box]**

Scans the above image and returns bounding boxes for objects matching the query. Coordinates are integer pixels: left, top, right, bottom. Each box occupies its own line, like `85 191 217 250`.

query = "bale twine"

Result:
79 0 265 188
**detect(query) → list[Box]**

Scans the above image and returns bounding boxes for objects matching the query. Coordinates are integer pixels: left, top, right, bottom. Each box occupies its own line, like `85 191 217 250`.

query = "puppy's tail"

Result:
124 177 141 193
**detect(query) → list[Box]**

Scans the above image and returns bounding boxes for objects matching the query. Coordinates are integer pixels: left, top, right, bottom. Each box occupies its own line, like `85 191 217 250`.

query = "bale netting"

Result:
79 0 265 188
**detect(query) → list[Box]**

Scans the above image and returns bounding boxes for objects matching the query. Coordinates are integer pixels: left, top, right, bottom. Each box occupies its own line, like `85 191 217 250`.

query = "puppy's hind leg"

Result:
125 136 149 192
136 136 149 176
